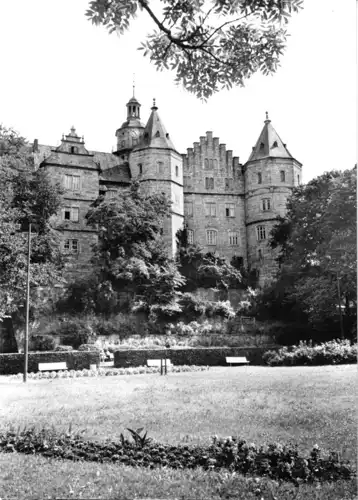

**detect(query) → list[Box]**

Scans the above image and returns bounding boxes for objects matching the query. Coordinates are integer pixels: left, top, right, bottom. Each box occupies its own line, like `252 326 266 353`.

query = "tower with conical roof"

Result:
244 113 302 286
129 99 184 256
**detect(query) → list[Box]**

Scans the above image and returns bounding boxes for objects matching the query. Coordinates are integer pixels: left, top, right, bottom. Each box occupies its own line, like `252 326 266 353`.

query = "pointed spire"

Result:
132 73 135 98
141 101 176 150
247 114 293 162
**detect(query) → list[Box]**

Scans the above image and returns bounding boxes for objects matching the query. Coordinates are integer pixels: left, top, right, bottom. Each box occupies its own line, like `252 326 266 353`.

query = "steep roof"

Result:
248 114 293 162
138 101 177 150
99 164 131 184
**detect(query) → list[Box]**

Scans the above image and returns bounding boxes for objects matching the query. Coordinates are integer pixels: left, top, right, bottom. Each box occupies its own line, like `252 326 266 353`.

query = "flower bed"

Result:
0 427 354 485
263 340 357 366
5 365 210 381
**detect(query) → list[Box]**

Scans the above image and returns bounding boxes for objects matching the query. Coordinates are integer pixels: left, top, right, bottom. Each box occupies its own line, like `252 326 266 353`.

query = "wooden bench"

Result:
147 359 172 367
38 362 68 372
226 357 249 366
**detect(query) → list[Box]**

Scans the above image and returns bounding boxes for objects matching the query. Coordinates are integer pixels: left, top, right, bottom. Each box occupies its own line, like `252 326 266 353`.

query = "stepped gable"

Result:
248 113 293 162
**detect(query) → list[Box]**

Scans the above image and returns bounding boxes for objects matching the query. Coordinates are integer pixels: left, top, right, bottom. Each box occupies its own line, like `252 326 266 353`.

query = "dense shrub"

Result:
0 428 354 485
54 345 73 352
263 340 357 366
179 293 206 320
114 346 276 367
30 335 56 352
78 344 101 352
56 319 96 349
0 351 100 375
95 313 138 338
208 301 235 319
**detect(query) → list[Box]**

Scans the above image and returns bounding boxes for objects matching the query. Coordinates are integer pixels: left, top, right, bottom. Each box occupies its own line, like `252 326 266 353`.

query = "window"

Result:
63 239 79 254
155 130 160 137
204 158 209 169
187 229 194 245
280 170 285 182
107 190 117 198
225 178 233 190
157 161 164 175
228 231 239 246
132 138 138 146
225 203 235 217
213 159 218 169
184 202 193 216
70 146 78 154
63 206 79 222
257 172 262 184
297 174 300 184
206 230 217 245
184 175 192 188
175 165 179 177
260 142 265 150
205 202 216 217
209 159 213 169
138 163 143 175
205 177 214 189
256 225 266 241
258 249 263 261
64 174 80 191
262 198 271 211
121 140 125 148
272 141 278 148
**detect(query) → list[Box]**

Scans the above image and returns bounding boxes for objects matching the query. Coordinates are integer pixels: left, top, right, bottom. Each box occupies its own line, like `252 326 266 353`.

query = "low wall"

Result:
114 346 279 368
0 350 100 375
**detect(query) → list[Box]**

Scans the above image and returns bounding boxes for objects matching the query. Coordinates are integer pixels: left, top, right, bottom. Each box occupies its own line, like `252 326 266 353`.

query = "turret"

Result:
114 89 145 160
244 113 302 286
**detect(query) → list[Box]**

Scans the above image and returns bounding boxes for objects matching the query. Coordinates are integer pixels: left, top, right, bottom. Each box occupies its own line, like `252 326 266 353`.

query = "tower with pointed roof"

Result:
129 99 184 255
244 113 302 286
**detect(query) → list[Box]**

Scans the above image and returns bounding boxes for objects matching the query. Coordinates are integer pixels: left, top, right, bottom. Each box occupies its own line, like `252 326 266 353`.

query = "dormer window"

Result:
272 141 278 148
155 131 160 137
166 133 169 138
260 142 264 150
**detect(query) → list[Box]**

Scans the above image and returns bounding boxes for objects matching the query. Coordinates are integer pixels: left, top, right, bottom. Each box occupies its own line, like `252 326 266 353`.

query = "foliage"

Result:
95 314 138 337
86 183 185 314
178 292 206 319
30 335 56 352
7 365 210 380
177 243 243 294
263 340 357 367
55 320 96 349
77 344 101 352
0 427 354 484
0 125 64 351
54 345 73 352
260 168 357 335
86 0 303 99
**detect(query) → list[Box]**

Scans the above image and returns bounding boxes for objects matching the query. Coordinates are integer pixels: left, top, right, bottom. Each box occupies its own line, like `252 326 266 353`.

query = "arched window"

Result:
157 161 164 175
280 170 285 182
257 172 262 184
209 159 213 169
262 198 271 211
206 230 217 245
204 158 209 169
175 165 179 177
256 225 266 241
70 146 78 154
138 163 143 175
297 174 300 184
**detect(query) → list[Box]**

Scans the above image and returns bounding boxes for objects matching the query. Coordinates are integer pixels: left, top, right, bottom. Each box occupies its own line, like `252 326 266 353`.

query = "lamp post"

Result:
24 222 31 383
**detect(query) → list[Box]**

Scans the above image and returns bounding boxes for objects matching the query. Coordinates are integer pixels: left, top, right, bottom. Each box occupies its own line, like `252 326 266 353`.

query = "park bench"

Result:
38 362 68 372
225 356 249 366
147 359 172 368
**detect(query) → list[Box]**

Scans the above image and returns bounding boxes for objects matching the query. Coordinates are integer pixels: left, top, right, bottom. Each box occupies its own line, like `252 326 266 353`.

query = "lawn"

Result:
0 365 356 499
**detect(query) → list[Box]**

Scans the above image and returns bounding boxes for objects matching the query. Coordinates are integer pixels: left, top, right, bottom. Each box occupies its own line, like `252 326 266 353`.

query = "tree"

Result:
176 227 242 297
0 126 64 352
86 0 303 99
266 168 357 337
86 183 185 315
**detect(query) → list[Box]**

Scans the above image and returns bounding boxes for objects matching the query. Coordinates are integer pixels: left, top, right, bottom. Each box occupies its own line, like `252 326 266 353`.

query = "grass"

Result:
0 365 356 499
0 452 357 500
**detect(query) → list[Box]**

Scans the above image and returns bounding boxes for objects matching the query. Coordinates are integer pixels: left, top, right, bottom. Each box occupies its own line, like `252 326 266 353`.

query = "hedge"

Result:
114 346 278 368
0 351 100 375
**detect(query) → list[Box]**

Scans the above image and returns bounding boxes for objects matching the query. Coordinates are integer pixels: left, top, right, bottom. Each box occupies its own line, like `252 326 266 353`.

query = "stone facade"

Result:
34 97 302 285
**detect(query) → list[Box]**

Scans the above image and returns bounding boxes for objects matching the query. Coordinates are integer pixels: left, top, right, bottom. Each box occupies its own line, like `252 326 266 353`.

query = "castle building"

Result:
34 94 302 287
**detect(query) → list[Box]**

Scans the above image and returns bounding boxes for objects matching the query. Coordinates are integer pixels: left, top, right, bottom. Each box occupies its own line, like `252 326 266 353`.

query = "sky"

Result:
0 0 356 182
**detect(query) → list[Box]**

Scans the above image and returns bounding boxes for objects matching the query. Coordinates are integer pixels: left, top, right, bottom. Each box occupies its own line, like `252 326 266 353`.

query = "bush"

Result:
95 313 138 338
56 319 96 349
179 293 206 320
0 429 354 485
263 340 357 366
209 301 235 319
78 344 101 352
54 345 73 352
30 335 56 352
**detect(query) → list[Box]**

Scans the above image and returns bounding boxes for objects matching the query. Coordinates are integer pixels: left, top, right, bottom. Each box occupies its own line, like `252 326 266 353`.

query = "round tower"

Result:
244 113 302 286
114 90 145 161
